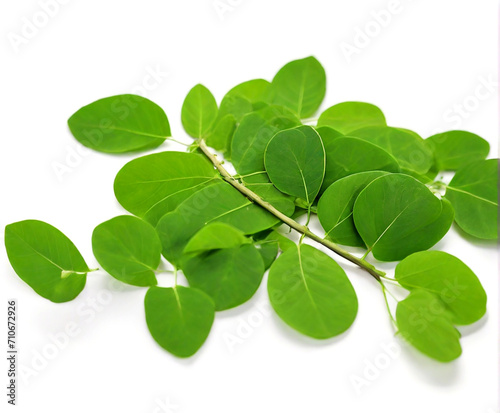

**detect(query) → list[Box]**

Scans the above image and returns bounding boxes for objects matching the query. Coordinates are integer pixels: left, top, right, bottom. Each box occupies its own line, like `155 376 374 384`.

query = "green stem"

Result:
380 282 397 327
198 139 385 280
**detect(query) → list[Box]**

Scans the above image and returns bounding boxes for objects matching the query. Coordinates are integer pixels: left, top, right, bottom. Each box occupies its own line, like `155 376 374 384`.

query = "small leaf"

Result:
218 79 270 121
156 181 279 266
231 105 300 174
114 151 219 226
353 174 451 261
265 125 325 204
351 126 433 174
444 159 498 239
268 244 358 339
205 114 236 154
144 286 215 357
68 94 170 153
318 171 389 247
396 290 462 362
256 242 279 270
425 130 490 171
181 84 218 138
321 136 400 191
183 244 265 310
268 56 326 118
5 220 90 302
317 102 386 134
395 251 487 325
92 215 160 287
184 222 250 255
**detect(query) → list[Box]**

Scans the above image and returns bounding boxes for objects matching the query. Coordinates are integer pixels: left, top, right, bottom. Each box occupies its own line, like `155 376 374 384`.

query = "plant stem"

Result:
198 139 385 280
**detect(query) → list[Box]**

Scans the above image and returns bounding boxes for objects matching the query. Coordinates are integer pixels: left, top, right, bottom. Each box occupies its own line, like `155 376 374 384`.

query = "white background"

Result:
1 1 498 412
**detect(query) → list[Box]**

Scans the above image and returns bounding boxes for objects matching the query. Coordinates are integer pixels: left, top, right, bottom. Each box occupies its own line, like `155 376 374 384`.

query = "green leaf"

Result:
184 222 250 255
395 251 487 325
114 151 219 226
396 290 461 362
264 125 325 204
444 159 498 239
92 215 160 287
68 94 170 153
205 114 236 154
144 286 215 357
181 84 218 138
231 105 300 174
218 79 270 121
268 244 358 339
321 136 400 191
268 56 326 118
353 174 451 261
317 102 386 134
156 181 279 266
351 126 433 174
5 220 90 303
243 173 295 216
425 130 490 171
318 171 389 247
183 244 265 310
256 242 279 270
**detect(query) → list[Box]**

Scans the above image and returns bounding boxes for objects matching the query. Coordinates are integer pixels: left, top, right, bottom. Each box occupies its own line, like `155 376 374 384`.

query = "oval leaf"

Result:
444 159 498 239
181 84 218 139
183 244 265 310
114 151 219 226
265 125 325 204
268 244 358 339
317 102 386 134
268 56 326 118
92 215 160 287
68 94 170 153
5 220 89 302
144 286 215 357
184 222 250 254
395 251 487 325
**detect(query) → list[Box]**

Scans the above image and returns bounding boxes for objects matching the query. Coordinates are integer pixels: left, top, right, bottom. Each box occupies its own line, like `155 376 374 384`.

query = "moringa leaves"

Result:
396 290 462 362
444 159 498 239
425 130 490 171
183 244 265 311
5 220 90 303
317 102 386 134
114 151 219 226
265 125 325 204
395 251 487 325
92 215 161 287
268 244 358 339
268 56 326 118
184 222 250 255
181 84 218 139
144 286 215 358
68 94 170 153
353 174 451 261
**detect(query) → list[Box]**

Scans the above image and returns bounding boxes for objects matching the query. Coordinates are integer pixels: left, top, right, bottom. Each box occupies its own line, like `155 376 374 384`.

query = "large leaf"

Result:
350 126 433 174
183 244 265 310
231 105 300 174
242 174 295 216
353 174 452 261
444 159 498 239
156 181 279 266
68 94 170 153
267 56 326 118
317 102 386 134
425 130 490 171
181 84 218 139
318 171 389 247
5 220 90 302
114 151 219 226
267 244 358 339
395 251 487 325
321 136 400 191
396 290 462 362
92 215 160 287
144 286 215 357
264 125 325 204
184 222 250 255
